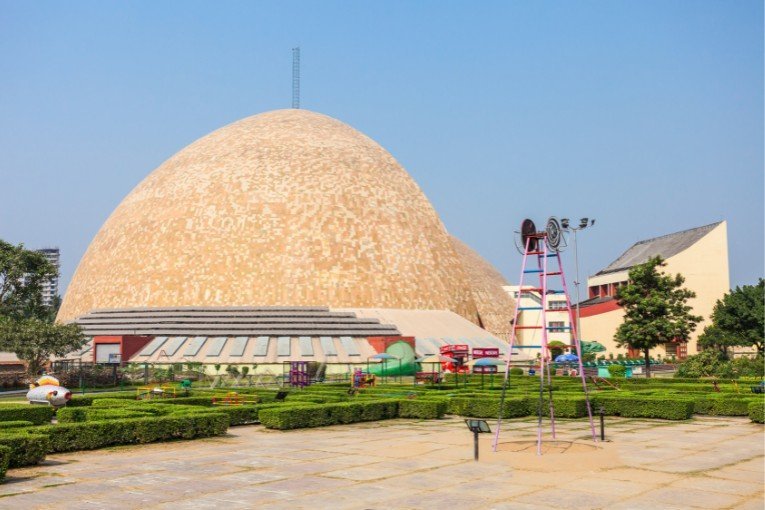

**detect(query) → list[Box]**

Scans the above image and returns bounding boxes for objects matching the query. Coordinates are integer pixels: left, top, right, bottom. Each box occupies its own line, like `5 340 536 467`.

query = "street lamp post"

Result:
560 217 595 345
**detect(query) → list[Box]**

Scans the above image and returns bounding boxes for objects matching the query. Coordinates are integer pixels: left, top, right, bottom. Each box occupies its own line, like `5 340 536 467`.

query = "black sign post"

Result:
465 419 492 461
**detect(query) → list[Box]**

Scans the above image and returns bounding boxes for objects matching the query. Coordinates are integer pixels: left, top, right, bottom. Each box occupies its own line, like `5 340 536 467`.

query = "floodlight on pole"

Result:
561 217 596 347
465 419 491 460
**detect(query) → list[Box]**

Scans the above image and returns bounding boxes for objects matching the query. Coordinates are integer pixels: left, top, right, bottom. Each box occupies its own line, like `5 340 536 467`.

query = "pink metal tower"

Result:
493 219 597 454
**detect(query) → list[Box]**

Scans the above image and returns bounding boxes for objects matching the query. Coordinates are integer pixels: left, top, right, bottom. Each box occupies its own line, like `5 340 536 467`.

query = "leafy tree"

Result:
0 318 85 377
699 279 764 357
614 256 702 378
0 240 57 320
674 350 724 378
676 350 764 379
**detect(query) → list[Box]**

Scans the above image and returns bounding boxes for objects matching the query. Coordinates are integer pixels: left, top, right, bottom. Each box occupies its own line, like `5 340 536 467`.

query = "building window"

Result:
548 321 566 332
664 343 678 357
548 301 567 310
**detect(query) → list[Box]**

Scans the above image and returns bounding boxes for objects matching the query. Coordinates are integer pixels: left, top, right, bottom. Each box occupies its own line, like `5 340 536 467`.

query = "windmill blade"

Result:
520 219 538 252
545 217 563 252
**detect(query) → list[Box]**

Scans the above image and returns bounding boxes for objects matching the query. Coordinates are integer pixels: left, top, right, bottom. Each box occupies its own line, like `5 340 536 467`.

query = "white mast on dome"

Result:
292 47 300 109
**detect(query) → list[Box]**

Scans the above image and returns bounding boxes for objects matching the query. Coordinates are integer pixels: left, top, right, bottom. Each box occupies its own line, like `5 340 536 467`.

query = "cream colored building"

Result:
579 221 730 359
503 285 571 353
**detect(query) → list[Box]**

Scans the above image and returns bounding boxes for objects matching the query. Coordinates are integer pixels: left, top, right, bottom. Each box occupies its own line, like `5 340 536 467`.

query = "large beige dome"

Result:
450 236 515 340
58 109 479 323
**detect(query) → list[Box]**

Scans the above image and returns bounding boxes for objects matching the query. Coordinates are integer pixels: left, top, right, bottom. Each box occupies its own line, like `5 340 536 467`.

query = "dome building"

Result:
59 110 515 371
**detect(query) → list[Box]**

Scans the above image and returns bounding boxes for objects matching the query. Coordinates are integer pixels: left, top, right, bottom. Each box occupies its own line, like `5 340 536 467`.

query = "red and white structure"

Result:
493 219 597 454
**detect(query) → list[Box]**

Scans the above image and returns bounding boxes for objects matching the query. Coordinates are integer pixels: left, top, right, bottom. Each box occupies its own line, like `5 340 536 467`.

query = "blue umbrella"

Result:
554 353 579 363
472 358 505 367
469 358 505 389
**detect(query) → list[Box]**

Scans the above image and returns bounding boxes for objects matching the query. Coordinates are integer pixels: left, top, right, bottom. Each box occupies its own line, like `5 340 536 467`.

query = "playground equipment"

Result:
136 384 179 400
212 391 259 406
352 368 376 388
282 361 310 388
494 217 597 455
26 375 72 408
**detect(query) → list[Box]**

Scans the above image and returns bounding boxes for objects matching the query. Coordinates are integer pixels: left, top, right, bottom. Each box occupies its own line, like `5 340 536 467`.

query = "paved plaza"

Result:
2 416 763 509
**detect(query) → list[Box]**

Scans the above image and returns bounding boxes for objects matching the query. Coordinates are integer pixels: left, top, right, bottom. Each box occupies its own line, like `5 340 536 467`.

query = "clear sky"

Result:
1 1 762 297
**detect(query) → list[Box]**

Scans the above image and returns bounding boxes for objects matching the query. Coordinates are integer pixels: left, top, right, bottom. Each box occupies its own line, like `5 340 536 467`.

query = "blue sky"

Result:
1 1 762 295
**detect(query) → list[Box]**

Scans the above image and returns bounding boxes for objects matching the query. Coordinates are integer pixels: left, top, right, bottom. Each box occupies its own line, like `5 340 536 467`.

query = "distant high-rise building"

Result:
37 248 60 307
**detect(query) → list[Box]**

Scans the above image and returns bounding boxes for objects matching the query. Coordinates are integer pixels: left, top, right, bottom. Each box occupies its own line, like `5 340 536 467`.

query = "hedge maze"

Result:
0 374 762 480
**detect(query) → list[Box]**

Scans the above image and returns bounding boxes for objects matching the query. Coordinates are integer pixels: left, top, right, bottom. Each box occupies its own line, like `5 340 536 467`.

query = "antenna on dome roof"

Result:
292 47 300 109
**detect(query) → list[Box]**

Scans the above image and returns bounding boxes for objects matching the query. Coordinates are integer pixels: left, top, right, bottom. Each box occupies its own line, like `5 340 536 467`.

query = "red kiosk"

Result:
440 344 469 373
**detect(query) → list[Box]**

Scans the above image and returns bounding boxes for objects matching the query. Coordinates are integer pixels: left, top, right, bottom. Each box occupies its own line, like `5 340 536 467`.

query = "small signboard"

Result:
441 344 469 355
472 348 500 359
108 353 122 364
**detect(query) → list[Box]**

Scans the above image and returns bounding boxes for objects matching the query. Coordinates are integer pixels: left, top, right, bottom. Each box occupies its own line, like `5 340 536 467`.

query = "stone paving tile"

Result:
423 460 509 480
557 476 647 497
609 498 688 510
597 467 683 484
255 474 357 495
616 486 745 509
371 471 461 491
1 416 762 509
670 474 763 497
706 466 765 484
512 488 622 509
322 464 412 481
489 502 555 510
380 490 497 509
731 498 765 510
731 456 765 473
450 477 542 499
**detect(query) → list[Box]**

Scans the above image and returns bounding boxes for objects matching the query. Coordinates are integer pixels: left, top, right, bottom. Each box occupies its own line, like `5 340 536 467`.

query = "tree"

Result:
697 324 736 359
614 256 702 378
0 317 85 377
699 279 764 357
0 240 57 320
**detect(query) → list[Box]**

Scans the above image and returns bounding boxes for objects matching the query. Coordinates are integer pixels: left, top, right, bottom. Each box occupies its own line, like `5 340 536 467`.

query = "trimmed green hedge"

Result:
57 407 152 423
0 420 34 430
0 445 10 480
56 407 87 423
692 396 761 416
0 434 49 467
540 397 589 418
591 396 694 420
285 394 346 404
749 401 764 423
90 398 138 408
36 413 230 453
161 396 215 407
0 405 54 425
68 392 137 407
398 399 447 419
447 397 529 419
259 400 399 430
177 405 260 426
